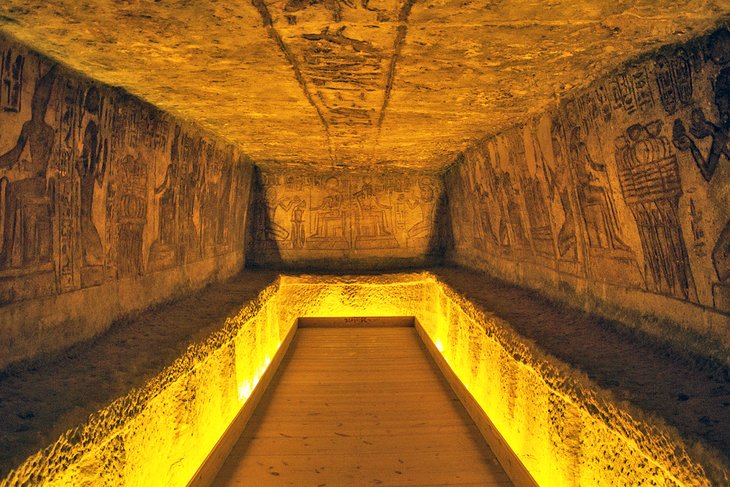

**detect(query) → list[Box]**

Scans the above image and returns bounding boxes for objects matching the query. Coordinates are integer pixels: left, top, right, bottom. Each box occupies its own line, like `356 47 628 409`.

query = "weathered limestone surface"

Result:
248 167 446 267
0 1 727 169
0 270 278 478
445 26 730 364
0 34 254 369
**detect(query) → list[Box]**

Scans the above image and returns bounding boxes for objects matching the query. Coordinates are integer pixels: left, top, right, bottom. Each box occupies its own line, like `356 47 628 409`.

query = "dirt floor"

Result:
0 266 728 478
0 270 279 478
433 267 730 463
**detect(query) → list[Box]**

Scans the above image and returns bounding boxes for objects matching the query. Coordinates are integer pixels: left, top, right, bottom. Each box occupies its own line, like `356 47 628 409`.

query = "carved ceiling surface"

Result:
1 1 728 170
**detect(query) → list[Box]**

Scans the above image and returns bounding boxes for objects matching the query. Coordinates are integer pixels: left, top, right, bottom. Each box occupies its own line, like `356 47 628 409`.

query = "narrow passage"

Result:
213 326 512 486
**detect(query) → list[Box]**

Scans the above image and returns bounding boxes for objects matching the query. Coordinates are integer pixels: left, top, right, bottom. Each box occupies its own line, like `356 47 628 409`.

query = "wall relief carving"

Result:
446 26 730 319
0 37 253 306
250 170 442 262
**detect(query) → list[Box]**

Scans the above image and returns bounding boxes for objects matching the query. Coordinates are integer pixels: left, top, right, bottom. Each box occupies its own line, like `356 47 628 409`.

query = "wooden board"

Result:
298 316 415 328
211 327 513 487
415 319 538 487
187 320 298 487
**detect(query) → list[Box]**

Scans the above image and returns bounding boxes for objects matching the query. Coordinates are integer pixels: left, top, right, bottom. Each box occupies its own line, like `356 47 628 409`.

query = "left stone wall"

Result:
0 33 254 369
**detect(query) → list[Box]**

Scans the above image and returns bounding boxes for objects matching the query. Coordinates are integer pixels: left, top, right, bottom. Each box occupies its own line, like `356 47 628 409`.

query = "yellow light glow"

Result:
238 381 252 402
3 273 720 487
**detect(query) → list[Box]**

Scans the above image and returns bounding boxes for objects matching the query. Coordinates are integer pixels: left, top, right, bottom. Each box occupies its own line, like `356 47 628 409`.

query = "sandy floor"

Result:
434 267 730 462
0 270 279 477
1 266 728 478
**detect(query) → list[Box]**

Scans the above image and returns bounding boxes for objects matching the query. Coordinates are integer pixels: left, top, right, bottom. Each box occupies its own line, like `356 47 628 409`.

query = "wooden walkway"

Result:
212 326 512 487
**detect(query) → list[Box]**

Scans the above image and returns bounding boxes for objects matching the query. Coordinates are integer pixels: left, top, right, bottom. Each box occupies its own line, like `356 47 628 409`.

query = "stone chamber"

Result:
0 1 729 486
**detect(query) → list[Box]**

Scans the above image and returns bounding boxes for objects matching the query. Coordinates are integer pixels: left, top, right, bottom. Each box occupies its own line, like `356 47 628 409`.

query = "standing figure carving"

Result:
76 86 107 285
673 65 730 310
616 121 697 301
549 119 578 260
407 178 437 241
568 126 630 253
290 196 306 250
148 127 181 270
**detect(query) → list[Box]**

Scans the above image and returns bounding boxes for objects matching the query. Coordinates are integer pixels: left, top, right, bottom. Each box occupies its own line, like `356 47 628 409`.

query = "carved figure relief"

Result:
499 172 528 249
0 64 57 301
0 38 252 306
672 61 730 311
463 147 498 252
474 182 498 247
110 155 147 278
548 117 578 261
407 178 437 242
615 121 697 301
524 127 558 259
290 195 306 250
270 189 295 243
215 161 234 248
1 48 23 112
149 157 178 268
568 125 630 254
77 86 107 287
443 27 730 318
353 177 397 249
308 176 349 250
148 126 207 269
252 171 441 259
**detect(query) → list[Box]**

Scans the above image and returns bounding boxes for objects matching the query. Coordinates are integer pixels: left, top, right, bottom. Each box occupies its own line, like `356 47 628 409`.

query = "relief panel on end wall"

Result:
250 170 443 263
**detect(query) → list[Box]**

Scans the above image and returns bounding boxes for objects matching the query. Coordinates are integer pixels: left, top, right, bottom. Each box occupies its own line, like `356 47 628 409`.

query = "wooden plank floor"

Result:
211 327 513 487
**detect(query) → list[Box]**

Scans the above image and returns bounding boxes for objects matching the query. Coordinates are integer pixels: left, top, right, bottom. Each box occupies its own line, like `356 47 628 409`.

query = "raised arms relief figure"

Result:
672 66 730 310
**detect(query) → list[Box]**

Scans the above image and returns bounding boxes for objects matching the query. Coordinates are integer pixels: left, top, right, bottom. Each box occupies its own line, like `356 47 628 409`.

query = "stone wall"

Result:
0 34 254 369
445 26 730 362
248 168 445 268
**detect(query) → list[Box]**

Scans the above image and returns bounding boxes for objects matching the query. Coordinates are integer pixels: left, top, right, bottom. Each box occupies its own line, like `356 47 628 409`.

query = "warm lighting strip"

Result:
1 273 725 486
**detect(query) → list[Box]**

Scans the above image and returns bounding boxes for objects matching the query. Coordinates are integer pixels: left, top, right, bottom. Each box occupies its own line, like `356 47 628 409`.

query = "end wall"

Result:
445 25 730 364
248 167 446 269
0 34 254 369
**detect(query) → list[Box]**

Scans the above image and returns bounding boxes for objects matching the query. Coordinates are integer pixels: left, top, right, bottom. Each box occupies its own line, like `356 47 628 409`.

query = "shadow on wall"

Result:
246 166 283 266
426 183 453 259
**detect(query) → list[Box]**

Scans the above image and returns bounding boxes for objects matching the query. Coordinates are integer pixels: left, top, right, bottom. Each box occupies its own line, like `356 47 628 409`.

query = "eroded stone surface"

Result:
1 1 727 169
0 270 278 478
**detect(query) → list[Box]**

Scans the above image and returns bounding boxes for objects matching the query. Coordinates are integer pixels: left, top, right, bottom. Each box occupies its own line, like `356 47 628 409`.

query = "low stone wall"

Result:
2 273 725 486
1 280 286 487
420 278 728 486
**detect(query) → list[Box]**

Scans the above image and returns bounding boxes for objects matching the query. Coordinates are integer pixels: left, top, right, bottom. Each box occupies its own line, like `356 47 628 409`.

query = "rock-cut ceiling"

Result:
0 1 729 170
